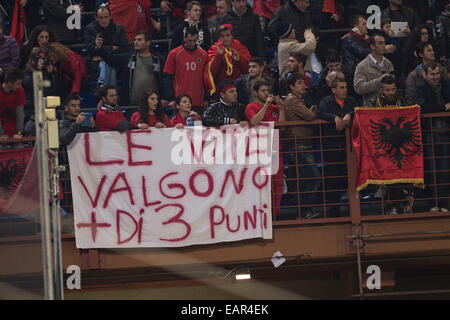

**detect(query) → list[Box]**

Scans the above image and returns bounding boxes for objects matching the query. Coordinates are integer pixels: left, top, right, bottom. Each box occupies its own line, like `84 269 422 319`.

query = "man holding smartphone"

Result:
59 93 97 147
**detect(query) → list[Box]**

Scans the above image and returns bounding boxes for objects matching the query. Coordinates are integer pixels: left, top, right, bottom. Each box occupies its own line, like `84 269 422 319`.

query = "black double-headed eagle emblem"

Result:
369 116 422 169
0 158 27 200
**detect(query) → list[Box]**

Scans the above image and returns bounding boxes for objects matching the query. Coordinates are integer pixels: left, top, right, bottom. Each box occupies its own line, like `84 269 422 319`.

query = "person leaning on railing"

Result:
283 72 323 219
367 75 413 215
0 67 25 150
405 62 450 213
317 75 356 218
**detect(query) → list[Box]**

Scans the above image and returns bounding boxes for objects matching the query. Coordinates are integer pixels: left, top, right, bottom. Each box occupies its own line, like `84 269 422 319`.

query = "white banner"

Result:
67 125 274 248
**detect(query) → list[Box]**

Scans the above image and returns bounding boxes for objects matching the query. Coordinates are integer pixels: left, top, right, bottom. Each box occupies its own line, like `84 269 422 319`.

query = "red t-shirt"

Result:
0 86 26 135
96 109 127 131
163 46 208 107
130 112 171 128
170 112 186 127
245 101 280 123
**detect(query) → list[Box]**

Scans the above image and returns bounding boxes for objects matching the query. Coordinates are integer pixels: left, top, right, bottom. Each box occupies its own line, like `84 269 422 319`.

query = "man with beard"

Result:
367 75 415 214
95 86 132 132
369 75 405 107
164 26 208 115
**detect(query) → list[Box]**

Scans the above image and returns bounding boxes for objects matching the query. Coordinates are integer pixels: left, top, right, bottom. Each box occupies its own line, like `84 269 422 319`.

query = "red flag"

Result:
10 0 26 47
253 0 280 20
109 0 153 42
352 105 425 191
0 147 40 215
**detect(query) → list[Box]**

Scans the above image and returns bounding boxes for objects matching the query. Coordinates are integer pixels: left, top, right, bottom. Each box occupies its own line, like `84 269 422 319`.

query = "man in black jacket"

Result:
92 31 166 107
223 0 265 58
268 0 312 44
317 77 355 136
84 4 130 87
170 1 211 52
317 76 356 217
341 14 371 74
43 0 80 45
59 93 98 146
202 80 248 127
381 0 422 34
406 62 450 114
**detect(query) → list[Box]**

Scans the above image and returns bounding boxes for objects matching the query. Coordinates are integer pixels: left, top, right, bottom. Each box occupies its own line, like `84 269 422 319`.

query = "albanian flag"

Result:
352 105 424 191
0 147 40 215
10 0 26 47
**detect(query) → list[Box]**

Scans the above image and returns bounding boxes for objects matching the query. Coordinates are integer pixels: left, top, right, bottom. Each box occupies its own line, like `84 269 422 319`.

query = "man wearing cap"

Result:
277 23 316 79
202 80 248 127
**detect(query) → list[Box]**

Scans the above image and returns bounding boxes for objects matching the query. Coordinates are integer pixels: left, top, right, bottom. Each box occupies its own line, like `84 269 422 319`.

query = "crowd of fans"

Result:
0 0 449 218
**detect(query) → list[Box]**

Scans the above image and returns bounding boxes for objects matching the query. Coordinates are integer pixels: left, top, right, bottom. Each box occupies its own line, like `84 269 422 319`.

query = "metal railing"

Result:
0 112 448 238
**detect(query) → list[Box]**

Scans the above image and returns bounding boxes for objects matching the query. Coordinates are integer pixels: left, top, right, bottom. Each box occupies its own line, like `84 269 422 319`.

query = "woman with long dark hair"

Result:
170 94 200 128
131 89 171 129
19 25 59 69
402 24 440 75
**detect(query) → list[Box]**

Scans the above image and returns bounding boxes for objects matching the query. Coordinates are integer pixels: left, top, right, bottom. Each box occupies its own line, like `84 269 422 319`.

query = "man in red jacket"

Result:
205 24 251 99
95 86 131 132
0 67 25 149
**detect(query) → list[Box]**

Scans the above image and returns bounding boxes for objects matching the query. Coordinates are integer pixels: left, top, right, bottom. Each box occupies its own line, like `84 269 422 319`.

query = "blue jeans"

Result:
296 148 323 214
98 61 117 87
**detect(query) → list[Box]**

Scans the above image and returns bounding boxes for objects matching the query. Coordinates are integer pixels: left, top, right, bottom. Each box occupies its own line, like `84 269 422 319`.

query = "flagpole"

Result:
33 70 54 300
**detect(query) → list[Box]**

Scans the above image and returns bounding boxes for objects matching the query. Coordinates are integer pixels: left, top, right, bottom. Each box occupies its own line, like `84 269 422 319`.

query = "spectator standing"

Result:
0 22 19 80
405 62 450 212
245 81 285 217
208 0 229 43
277 23 316 79
19 25 59 70
354 33 395 106
47 42 87 95
95 85 132 132
341 14 371 73
235 57 274 105
368 74 405 108
283 72 322 219
435 4 450 61
84 5 130 87
163 26 208 115
43 0 80 45
317 77 355 132
366 76 412 214
402 24 439 76
202 80 247 127
268 0 312 44
23 47 57 121
205 24 250 99
315 49 356 104
170 1 212 52
406 62 450 114
93 31 167 106
0 67 25 149
222 0 265 58
381 0 422 34
380 18 401 82
317 76 356 217
405 43 448 106
131 89 171 129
